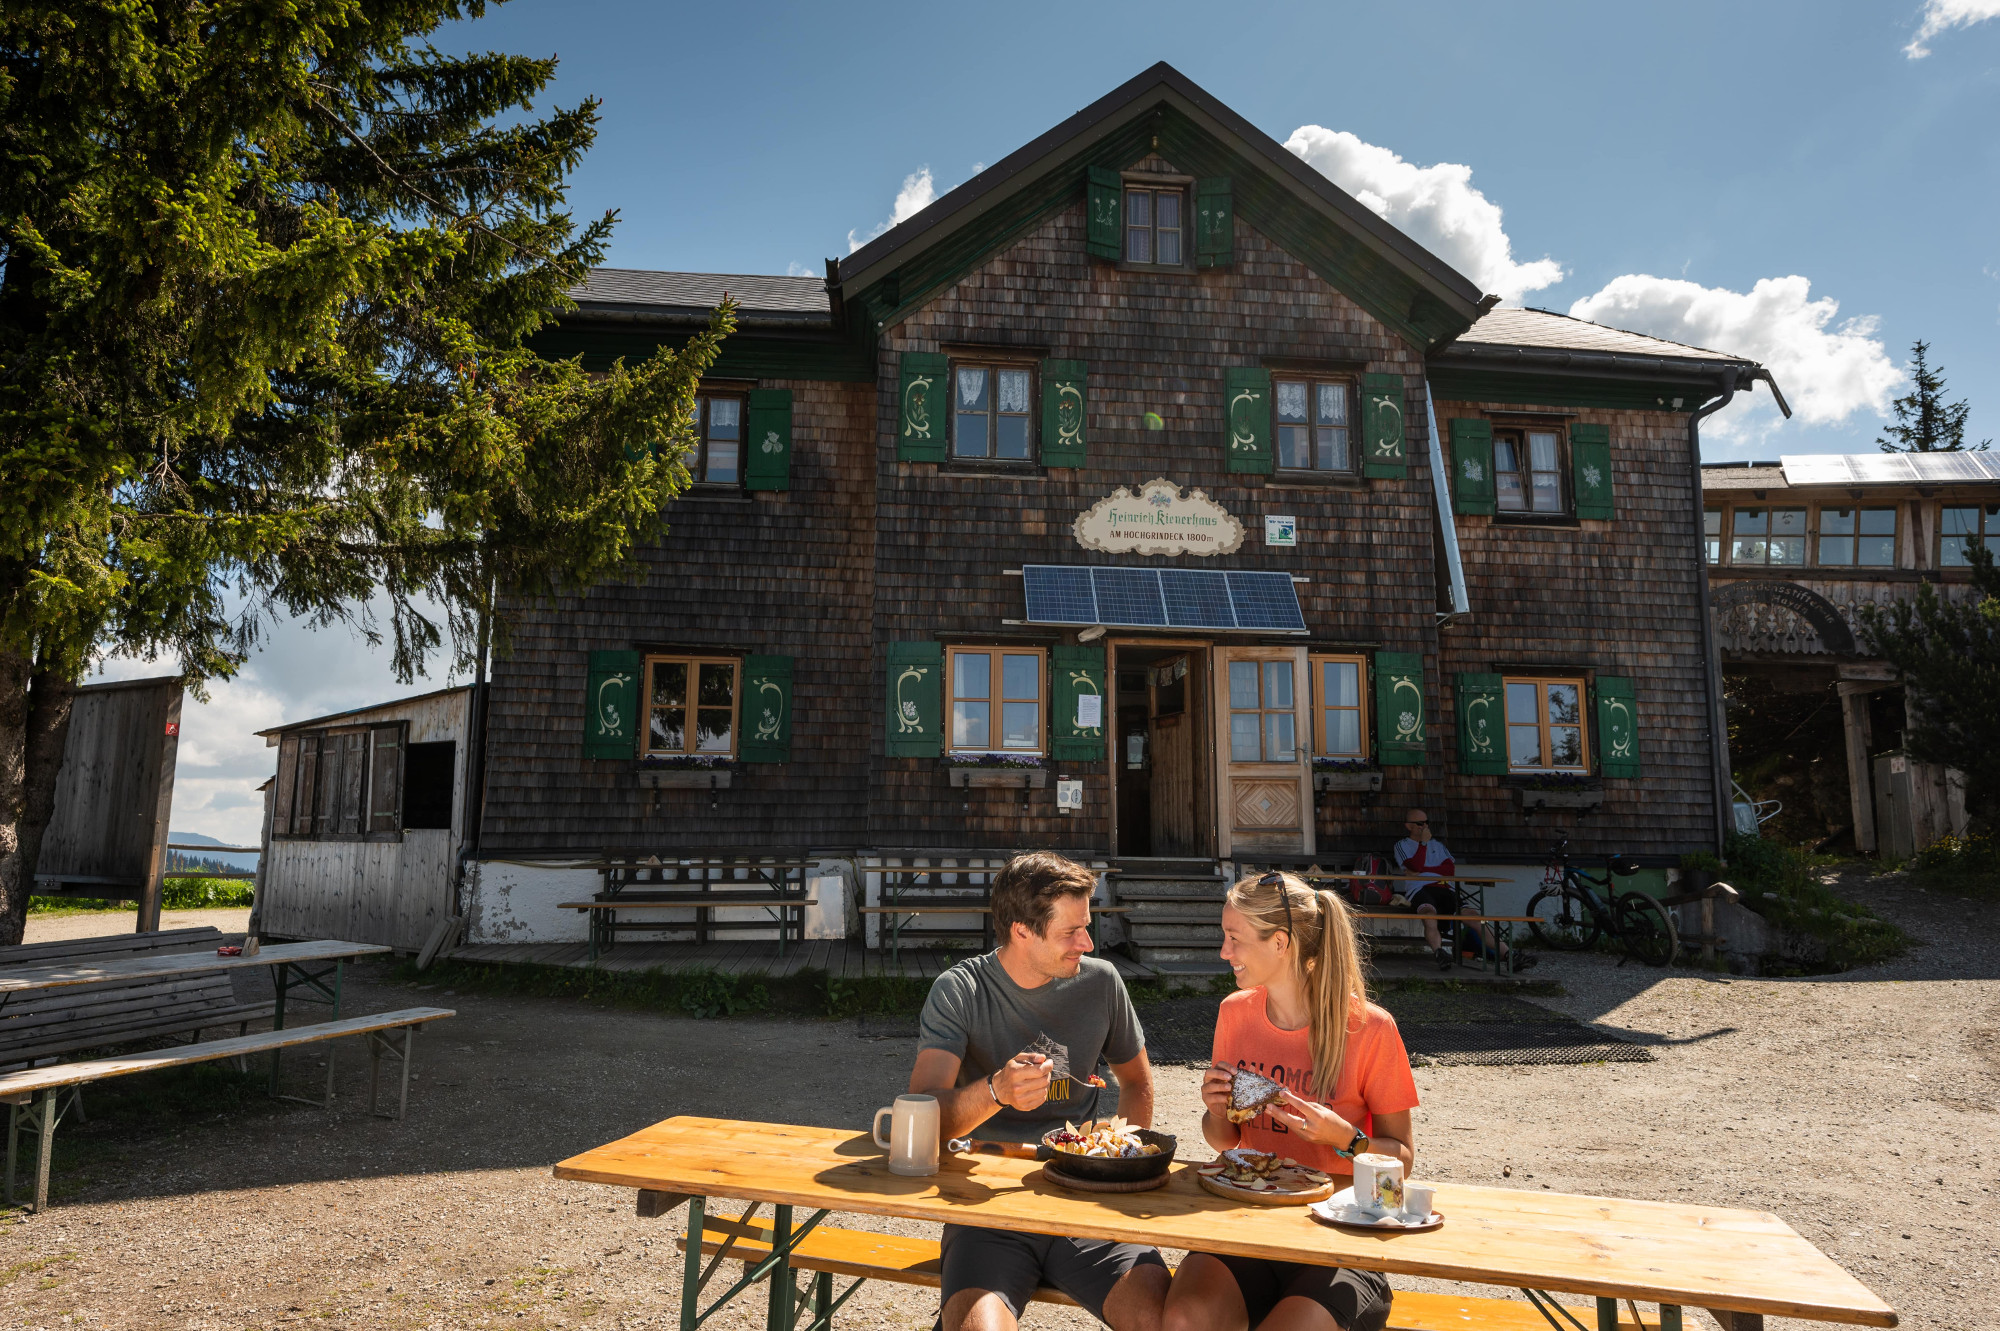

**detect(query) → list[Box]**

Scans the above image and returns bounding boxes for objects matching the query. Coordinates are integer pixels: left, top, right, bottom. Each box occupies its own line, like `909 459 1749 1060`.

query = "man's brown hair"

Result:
990 851 1097 942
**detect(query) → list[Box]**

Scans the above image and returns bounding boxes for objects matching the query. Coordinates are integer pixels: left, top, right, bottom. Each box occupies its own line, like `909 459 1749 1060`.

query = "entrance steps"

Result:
1109 859 1231 978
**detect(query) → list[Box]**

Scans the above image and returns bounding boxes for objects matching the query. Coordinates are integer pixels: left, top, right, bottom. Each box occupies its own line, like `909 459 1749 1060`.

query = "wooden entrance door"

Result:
1110 644 1212 858
1212 646 1313 858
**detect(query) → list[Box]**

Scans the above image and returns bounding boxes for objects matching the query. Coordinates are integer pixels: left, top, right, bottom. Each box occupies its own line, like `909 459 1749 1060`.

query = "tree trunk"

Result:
0 647 33 945
16 667 79 932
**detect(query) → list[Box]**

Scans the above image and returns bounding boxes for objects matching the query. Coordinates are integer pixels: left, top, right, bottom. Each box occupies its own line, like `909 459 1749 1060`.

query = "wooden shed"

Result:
255 685 476 950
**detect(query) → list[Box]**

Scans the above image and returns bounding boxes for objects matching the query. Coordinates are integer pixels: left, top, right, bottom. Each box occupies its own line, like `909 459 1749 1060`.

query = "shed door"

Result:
1213 646 1313 859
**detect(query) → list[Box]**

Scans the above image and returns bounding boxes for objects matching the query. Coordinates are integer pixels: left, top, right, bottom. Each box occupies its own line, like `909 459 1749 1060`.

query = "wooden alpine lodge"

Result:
254 64 1790 973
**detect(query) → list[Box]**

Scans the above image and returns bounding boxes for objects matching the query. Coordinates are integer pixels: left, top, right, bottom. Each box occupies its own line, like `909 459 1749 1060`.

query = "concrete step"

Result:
1128 923 1224 944
1115 882 1228 902
1136 954 1233 975
1122 908 1225 925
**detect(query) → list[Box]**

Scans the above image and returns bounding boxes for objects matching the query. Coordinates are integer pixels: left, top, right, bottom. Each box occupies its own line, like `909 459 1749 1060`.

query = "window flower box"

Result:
944 756 1049 789
638 769 733 790
1313 770 1382 792
1515 782 1603 810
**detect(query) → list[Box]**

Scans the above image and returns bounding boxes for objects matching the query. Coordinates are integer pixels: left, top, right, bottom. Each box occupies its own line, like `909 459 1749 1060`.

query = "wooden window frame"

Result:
1815 504 1899 568
1704 507 1724 564
1226 655 1300 765
1309 653 1369 759
1120 180 1190 271
1492 426 1570 519
1939 502 2000 568
643 654 742 759
1502 675 1590 774
1272 376 1358 477
1727 504 1809 567
946 359 1038 468
689 390 749 489
946 645 1047 755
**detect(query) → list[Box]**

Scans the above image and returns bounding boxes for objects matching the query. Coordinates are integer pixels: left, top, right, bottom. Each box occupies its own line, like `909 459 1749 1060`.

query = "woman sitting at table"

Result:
1164 872 1416 1331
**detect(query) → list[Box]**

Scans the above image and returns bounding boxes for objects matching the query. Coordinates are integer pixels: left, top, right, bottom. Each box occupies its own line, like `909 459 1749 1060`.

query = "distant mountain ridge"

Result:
167 830 259 874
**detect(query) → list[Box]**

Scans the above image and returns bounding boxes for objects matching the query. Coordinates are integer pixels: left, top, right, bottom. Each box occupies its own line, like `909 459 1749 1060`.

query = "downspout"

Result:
1689 367 1742 855
1423 379 1470 620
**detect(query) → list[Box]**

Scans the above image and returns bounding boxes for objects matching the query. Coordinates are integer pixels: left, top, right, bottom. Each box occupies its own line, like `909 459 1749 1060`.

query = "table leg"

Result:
269 961 290 1095
680 1195 706 1331
766 1204 794 1331
1659 1307 1683 1331
813 1272 831 1331
1596 1298 1618 1331
4 1100 17 1206
31 1087 63 1213
1705 1314 1762 1331
333 958 344 1019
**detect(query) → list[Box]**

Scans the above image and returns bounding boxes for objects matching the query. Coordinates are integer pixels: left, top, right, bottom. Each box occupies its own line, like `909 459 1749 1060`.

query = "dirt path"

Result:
0 875 1992 1330
23 907 253 945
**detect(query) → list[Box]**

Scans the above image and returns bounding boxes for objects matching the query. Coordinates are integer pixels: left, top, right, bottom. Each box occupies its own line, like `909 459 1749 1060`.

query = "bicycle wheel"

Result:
1614 891 1679 967
1526 888 1600 951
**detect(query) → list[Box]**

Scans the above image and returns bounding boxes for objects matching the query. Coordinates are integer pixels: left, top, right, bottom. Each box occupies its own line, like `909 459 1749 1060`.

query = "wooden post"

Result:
1700 896 1716 967
136 689 184 933
1838 685 1877 855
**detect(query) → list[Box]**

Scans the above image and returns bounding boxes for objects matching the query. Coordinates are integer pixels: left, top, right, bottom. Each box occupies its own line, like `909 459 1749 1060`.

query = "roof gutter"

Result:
1424 379 1470 620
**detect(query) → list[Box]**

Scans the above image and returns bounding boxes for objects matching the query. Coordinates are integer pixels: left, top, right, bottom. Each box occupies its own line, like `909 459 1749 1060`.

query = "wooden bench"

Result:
0 927 276 1070
560 894 816 962
0 1005 454 1211
1351 913 1540 974
856 905 1133 962
667 1208 1646 1331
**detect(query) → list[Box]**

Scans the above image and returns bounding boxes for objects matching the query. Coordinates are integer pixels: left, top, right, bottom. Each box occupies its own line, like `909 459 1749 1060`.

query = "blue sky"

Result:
140 0 2000 842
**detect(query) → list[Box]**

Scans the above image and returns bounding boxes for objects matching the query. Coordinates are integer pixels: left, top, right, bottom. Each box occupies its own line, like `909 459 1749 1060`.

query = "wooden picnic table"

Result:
555 1116 1896 1331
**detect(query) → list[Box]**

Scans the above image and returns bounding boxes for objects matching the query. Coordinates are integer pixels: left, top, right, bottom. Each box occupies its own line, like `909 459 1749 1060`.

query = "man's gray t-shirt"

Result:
918 952 1145 1143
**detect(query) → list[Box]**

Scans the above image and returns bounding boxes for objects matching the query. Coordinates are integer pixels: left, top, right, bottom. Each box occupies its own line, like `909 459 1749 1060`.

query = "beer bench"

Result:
667 1206 1648 1331
561 895 817 962
856 905 1132 963
1352 913 1539 977
0 1006 454 1211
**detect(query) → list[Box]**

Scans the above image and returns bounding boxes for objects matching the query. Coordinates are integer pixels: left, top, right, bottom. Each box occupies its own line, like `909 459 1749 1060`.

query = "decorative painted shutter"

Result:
1595 675 1642 778
1195 177 1233 267
1449 418 1496 515
1571 423 1614 520
897 352 947 462
1453 673 1507 775
1040 359 1088 468
1224 366 1273 474
885 642 944 758
272 734 299 836
1086 166 1122 259
744 388 793 491
1373 651 1426 766
739 655 794 763
1361 373 1408 478
583 650 642 759
1050 644 1107 761
368 724 403 834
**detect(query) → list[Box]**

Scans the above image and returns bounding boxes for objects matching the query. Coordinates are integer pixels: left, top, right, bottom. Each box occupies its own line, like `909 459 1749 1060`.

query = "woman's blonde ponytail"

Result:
1225 875 1369 1100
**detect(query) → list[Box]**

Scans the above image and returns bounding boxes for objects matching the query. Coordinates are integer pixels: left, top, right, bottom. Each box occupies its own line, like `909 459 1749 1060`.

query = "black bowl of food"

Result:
1039 1123 1178 1184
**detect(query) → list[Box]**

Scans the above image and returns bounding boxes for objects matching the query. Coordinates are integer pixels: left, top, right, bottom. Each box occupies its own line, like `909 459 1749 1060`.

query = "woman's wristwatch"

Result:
1333 1128 1369 1159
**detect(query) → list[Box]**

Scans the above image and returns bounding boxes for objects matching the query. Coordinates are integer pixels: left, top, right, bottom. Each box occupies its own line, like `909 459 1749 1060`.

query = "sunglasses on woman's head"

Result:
1257 872 1295 945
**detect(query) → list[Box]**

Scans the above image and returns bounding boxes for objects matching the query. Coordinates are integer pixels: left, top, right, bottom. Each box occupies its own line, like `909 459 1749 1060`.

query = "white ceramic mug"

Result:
1351 1152 1404 1214
872 1093 941 1177
1401 1182 1435 1222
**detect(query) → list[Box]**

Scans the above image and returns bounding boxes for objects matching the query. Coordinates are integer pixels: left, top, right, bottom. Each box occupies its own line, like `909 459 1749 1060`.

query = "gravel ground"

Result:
0 870 1993 1331
23 908 253 945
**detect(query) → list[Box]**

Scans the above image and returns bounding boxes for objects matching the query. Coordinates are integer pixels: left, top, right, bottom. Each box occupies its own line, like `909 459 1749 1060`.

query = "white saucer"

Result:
1309 1187 1443 1231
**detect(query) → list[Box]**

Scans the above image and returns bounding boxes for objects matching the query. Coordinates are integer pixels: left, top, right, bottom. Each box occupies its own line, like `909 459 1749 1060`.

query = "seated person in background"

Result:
1392 810 1532 972
909 851 1168 1331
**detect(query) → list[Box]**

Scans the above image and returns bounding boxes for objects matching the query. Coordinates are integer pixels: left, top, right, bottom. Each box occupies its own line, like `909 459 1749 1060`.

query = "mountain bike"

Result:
1525 837 1679 967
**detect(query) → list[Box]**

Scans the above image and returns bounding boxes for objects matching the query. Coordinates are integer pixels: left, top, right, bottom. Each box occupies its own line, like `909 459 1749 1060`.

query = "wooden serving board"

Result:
1196 1167 1338 1207
1039 1165 1170 1194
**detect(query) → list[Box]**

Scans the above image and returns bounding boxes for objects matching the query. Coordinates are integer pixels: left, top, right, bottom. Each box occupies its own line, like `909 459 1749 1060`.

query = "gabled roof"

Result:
256 684 474 739
567 269 831 327
835 62 1489 351
1455 307 1740 362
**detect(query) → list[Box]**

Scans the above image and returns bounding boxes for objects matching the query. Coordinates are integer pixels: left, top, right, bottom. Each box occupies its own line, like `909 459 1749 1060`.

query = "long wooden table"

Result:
555 1116 1896 1331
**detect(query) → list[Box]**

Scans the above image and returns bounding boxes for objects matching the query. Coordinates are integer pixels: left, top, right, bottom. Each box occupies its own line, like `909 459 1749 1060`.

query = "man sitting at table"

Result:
910 851 1168 1331
1392 809 1532 972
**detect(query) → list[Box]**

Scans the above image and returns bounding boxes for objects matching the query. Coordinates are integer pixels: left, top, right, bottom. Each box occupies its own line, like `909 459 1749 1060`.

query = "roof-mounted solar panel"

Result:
1021 566 1305 633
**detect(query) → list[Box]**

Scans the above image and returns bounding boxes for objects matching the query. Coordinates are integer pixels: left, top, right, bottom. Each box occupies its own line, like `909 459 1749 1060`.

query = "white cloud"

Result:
1283 126 1565 304
1906 0 2000 56
786 260 816 278
1568 274 1905 441
847 167 937 254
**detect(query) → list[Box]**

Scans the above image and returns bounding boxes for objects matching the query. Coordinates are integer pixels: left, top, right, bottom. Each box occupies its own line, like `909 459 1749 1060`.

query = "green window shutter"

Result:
583 650 641 760
1040 359 1088 468
744 388 793 491
1449 418 1496 515
1374 651 1426 766
897 352 947 462
1361 373 1408 478
1195 177 1233 267
1571 423 1614 520
1224 366 1273 474
1453 673 1507 775
885 641 944 758
1086 166 1122 259
738 655 794 763
1595 675 1642 778
1050 645 1107 761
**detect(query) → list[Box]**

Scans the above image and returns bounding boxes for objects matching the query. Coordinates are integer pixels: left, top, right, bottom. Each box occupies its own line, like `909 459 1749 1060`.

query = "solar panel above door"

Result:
1021 566 1305 633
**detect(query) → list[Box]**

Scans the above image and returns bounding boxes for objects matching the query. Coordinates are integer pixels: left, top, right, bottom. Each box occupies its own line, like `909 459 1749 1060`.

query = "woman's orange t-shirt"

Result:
1211 987 1419 1176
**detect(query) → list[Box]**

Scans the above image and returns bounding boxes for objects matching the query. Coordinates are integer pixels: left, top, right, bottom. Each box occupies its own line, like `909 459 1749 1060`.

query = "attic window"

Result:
1124 186 1184 266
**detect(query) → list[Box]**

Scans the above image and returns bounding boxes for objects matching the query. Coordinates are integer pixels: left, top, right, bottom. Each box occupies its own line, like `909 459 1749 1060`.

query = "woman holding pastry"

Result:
1166 872 1417 1331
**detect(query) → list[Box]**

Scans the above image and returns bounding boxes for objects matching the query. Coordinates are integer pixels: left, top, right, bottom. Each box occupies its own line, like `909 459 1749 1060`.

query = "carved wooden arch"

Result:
1710 581 1858 655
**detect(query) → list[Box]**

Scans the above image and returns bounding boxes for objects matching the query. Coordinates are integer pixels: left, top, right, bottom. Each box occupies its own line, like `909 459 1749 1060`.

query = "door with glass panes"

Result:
1211 646 1313 857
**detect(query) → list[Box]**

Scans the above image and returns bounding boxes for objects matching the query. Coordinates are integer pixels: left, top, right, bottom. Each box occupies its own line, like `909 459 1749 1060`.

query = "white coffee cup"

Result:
1351 1152 1404 1214
872 1093 941 1177
1401 1182 1435 1222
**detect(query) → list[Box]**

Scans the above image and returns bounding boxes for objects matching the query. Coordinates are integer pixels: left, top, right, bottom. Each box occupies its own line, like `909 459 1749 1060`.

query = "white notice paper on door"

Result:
1076 694 1102 729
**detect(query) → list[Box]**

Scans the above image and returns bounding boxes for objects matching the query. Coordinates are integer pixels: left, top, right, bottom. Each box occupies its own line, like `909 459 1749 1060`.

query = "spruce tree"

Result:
1877 340 1988 453
0 1 731 942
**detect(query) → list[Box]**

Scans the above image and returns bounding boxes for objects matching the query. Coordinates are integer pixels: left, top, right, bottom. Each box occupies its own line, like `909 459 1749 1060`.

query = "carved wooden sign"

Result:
1073 478 1245 558
1709 581 1859 656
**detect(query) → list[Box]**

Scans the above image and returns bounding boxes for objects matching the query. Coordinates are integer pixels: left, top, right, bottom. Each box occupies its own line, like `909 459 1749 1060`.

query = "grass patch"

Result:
1692 834 1912 974
28 876 254 916
1904 834 2000 903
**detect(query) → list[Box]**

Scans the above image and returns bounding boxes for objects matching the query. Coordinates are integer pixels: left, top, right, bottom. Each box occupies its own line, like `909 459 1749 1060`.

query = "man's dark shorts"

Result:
939 1224 1165 1324
1211 1253 1392 1331
1405 881 1460 917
